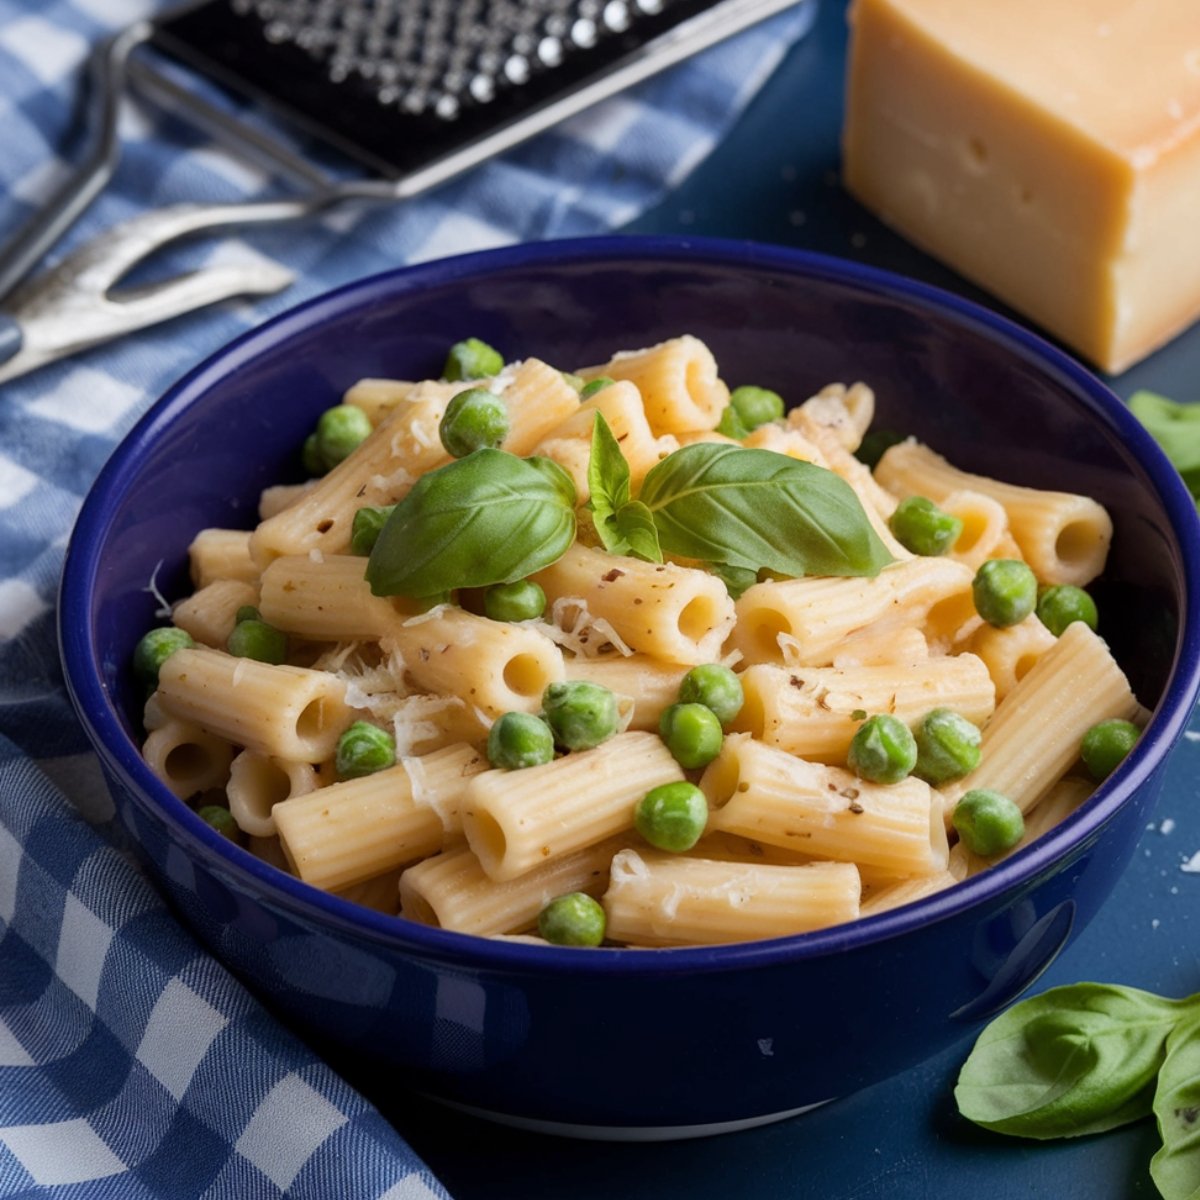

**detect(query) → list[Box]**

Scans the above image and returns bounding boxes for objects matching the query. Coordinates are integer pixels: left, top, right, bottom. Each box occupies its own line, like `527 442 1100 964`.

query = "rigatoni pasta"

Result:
135 331 1145 949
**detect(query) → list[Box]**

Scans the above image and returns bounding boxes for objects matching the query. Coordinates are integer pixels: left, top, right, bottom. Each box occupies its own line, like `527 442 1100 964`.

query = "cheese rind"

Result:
843 0 1200 373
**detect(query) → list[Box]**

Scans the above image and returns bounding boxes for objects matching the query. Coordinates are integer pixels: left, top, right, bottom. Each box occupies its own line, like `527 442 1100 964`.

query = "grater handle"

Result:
0 21 153 306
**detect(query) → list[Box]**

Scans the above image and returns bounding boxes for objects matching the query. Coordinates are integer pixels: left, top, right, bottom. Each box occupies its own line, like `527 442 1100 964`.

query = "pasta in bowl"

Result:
60 238 1200 1133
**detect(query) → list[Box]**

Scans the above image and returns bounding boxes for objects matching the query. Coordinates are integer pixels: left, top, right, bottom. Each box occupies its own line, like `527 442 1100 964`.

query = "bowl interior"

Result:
65 237 1198 954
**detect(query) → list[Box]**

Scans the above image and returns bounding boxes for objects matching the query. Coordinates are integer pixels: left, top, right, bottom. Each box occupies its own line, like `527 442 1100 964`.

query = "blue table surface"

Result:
362 3 1200 1196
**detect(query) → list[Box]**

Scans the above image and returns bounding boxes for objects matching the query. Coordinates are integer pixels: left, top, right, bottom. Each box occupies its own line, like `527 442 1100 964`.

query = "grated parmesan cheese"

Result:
308 548 325 564
543 596 635 659
143 560 173 619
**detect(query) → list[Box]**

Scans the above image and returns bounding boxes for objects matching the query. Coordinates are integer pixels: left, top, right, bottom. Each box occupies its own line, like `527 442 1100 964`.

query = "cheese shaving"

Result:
143 560 173 619
542 596 635 659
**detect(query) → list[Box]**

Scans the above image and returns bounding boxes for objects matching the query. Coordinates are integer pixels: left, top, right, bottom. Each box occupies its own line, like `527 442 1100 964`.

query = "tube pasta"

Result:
172 579 259 649
157 647 353 761
733 556 974 667
250 380 455 565
938 490 1011 571
343 378 454 426
577 336 728 435
734 656 994 762
227 750 319 837
603 849 861 946
142 718 234 800
967 614 1058 701
274 744 486 890
860 871 958 917
534 542 736 666
461 731 684 881
535 380 676 492
259 554 416 640
702 734 948 878
400 836 625 936
189 529 259 589
258 481 317 521
939 623 1139 820
563 654 690 732
383 606 565 717
876 440 1113 585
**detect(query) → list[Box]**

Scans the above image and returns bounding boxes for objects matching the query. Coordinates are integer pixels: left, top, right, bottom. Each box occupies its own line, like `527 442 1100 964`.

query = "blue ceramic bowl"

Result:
60 237 1200 1137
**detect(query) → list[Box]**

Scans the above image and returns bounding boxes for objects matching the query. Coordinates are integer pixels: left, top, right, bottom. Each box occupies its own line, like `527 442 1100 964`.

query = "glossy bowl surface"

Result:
60 237 1200 1133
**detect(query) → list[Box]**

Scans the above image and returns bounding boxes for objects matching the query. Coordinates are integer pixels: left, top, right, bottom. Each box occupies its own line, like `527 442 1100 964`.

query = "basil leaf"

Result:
708 562 759 599
955 982 1185 1139
587 414 662 562
587 412 631 549
366 448 576 597
613 500 662 563
1151 1003 1200 1200
637 443 892 579
1129 390 1200 508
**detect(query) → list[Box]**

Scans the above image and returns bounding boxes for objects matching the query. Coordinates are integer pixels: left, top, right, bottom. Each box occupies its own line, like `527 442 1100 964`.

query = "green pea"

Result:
335 720 396 781
973 559 1038 628
444 337 504 382
226 618 287 664
302 432 326 477
659 702 723 769
716 404 751 440
439 387 510 458
133 626 195 685
678 663 744 727
635 781 709 852
914 708 982 784
487 712 555 770
1036 584 1099 637
854 428 905 470
198 805 240 842
729 385 785 432
484 579 546 623
888 495 963 557
351 504 396 556
542 681 619 751
848 714 917 784
537 892 606 947
235 605 260 625
315 404 372 470
1081 719 1140 781
953 789 1025 857
580 377 614 400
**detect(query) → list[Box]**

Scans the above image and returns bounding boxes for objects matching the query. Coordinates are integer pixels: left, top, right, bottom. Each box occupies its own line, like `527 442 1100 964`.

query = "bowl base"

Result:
436 1097 833 1142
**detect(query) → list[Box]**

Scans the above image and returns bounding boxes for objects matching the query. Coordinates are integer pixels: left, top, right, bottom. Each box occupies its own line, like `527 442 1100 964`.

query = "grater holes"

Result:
236 0 693 121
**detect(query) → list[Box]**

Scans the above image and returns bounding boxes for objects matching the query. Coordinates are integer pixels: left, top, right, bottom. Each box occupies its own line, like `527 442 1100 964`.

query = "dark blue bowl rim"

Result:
59 233 1200 976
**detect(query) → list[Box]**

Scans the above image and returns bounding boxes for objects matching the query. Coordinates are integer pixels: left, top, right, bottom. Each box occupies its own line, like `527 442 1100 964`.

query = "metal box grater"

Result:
152 0 801 176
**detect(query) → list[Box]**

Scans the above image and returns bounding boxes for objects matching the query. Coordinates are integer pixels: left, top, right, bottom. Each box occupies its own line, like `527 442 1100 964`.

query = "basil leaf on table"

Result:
1151 1004 1200 1200
1129 390 1200 507
366 448 576 597
954 983 1186 1139
637 443 893 579
587 413 663 562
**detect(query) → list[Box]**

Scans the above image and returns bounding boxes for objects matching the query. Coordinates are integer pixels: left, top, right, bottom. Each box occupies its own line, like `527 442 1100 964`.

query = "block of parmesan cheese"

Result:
842 0 1200 373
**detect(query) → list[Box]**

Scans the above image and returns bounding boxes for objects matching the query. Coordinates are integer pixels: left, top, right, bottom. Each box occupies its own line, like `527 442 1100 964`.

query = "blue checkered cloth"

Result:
0 1 815 1195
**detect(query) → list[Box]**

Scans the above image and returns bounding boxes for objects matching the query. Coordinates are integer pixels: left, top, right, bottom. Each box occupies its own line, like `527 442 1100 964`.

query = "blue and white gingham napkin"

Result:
0 1 816 1195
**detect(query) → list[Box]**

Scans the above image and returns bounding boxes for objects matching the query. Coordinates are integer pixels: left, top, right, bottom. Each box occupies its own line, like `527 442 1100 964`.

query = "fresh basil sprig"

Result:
1129 390 1200 508
587 414 662 563
586 425 891 581
366 448 576 597
638 442 893 579
1151 1005 1200 1199
956 981 1200 1198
